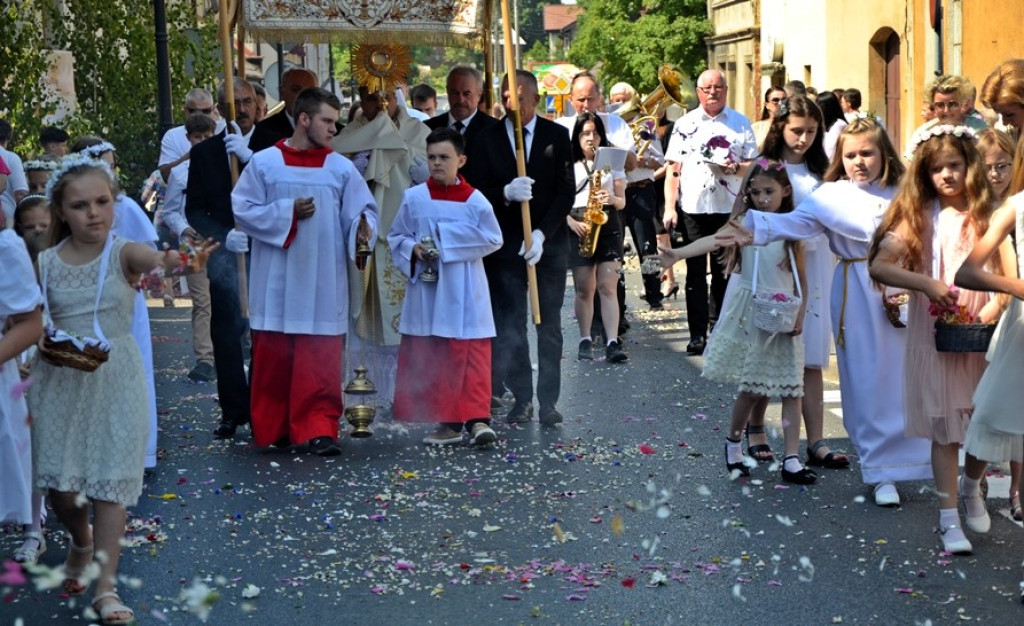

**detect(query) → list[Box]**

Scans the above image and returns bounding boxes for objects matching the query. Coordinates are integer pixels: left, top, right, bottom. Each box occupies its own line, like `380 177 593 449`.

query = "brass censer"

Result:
344 364 377 438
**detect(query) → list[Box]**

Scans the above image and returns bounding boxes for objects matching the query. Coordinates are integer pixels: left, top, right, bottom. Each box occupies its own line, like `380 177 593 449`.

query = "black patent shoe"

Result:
308 436 342 457
725 441 750 477
780 455 818 485
213 421 237 439
686 337 706 355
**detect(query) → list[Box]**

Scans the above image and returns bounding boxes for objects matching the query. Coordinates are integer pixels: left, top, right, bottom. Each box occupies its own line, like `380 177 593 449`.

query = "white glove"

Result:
224 124 253 163
518 230 545 266
503 176 534 202
408 155 429 185
225 229 249 253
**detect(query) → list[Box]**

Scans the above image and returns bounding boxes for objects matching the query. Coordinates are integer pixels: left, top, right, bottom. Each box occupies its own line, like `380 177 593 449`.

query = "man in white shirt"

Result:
556 72 636 158
157 88 220 181
663 69 756 354
0 119 28 229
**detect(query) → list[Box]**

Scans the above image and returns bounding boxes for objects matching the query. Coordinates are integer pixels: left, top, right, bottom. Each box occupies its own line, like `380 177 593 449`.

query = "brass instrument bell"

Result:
344 364 377 438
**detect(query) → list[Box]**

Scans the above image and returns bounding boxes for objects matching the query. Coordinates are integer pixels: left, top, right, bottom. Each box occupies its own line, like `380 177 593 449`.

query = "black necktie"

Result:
453 120 465 133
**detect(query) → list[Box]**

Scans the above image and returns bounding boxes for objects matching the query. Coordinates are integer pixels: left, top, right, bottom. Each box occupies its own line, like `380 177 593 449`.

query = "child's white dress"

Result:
28 237 149 506
0 230 42 524
965 193 1024 462
703 241 805 397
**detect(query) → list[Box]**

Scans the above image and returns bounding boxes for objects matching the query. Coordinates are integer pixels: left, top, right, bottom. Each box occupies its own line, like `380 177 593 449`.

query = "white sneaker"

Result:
470 422 497 446
873 482 901 507
937 523 973 554
423 426 464 445
959 477 991 533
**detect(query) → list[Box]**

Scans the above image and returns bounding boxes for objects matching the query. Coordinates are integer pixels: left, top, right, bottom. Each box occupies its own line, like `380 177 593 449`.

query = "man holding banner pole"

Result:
466 70 574 427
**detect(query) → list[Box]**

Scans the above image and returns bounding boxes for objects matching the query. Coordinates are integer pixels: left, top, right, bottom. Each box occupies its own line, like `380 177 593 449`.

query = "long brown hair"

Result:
867 131 1000 276
761 95 830 177
720 158 801 274
823 117 905 186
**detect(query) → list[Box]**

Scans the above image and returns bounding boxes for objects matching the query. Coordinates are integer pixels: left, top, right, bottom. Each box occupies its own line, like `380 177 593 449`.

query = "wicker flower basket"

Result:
38 331 110 372
882 291 909 328
933 320 996 353
752 293 802 334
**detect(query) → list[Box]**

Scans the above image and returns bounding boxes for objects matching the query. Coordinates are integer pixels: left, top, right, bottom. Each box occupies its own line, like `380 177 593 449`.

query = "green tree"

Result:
569 0 711 94
0 1 220 195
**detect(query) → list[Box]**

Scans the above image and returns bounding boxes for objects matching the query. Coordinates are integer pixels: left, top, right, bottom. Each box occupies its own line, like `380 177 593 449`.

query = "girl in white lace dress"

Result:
659 159 816 485
27 157 216 625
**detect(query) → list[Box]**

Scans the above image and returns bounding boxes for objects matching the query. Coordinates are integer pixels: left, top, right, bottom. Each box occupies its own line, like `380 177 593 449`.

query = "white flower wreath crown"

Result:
79 140 116 159
44 154 116 205
904 124 978 160
23 159 60 173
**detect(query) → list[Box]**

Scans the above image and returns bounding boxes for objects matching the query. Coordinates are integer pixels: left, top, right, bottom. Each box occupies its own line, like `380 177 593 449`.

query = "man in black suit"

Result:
426 66 496 169
465 69 575 426
249 67 318 153
185 77 258 438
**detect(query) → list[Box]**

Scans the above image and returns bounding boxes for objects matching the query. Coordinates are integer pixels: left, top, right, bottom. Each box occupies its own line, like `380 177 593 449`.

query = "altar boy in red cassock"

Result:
231 87 378 456
388 127 503 446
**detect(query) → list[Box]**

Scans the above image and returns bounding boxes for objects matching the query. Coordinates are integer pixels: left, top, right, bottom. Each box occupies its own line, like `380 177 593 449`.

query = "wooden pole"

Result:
218 0 250 319
499 0 541 324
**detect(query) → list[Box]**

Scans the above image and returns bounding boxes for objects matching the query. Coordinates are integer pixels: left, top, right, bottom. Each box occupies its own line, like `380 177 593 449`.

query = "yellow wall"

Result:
958 0 1024 106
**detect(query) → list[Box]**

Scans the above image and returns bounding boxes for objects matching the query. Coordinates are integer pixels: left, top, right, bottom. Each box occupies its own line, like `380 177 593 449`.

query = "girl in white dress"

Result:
746 95 848 469
0 229 43 533
718 119 933 506
28 157 216 625
660 159 816 485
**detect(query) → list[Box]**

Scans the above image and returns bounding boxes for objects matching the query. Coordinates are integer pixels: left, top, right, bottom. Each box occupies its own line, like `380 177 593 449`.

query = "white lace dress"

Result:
702 241 805 398
28 237 149 506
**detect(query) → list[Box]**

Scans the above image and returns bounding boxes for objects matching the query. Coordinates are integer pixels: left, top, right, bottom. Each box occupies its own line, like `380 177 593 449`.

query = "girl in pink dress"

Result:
868 125 1011 555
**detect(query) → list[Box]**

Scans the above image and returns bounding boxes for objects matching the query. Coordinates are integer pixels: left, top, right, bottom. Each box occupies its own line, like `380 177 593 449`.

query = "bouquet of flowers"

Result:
700 135 737 167
928 285 995 352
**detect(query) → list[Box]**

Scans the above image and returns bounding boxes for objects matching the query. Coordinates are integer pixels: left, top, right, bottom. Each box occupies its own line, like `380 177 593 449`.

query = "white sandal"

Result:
13 531 46 564
91 591 134 625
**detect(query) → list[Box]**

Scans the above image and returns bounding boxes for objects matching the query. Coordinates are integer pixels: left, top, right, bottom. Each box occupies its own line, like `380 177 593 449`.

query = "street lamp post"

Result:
154 0 174 136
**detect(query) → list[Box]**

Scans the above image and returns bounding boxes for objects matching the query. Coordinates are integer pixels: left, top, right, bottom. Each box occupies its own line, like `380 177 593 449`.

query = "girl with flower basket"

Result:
27 157 217 624
868 125 1011 555
659 158 815 485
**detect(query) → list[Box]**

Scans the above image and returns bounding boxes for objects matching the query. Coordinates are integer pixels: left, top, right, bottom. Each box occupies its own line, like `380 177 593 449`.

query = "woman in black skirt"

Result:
566 113 628 363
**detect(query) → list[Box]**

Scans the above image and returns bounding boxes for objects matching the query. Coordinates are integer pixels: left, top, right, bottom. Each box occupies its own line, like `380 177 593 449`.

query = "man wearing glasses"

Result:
662 69 756 355
158 88 222 180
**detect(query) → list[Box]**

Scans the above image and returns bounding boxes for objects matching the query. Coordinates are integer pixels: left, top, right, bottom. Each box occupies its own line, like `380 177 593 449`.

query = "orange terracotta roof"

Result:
543 5 583 32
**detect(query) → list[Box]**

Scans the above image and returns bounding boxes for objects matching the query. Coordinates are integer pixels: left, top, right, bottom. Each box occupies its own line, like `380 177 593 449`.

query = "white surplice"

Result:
387 182 502 339
743 180 932 484
0 230 42 524
232 145 379 336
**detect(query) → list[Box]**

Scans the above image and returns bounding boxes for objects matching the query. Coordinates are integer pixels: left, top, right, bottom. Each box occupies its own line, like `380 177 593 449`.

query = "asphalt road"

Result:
3 268 1023 625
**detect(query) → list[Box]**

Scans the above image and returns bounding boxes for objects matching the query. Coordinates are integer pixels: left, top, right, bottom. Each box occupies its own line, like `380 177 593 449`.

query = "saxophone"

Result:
579 168 609 258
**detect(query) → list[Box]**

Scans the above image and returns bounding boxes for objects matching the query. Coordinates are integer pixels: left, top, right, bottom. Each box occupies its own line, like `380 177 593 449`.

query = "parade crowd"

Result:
5 57 1024 621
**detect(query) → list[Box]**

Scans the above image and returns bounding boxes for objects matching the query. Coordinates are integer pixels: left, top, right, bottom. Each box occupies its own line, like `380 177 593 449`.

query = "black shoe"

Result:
605 339 628 363
781 456 818 485
505 401 534 424
618 319 630 337
539 406 563 426
648 297 664 311
577 339 594 361
725 441 750 477
271 436 291 449
308 436 342 456
686 337 706 355
187 361 216 382
213 421 238 439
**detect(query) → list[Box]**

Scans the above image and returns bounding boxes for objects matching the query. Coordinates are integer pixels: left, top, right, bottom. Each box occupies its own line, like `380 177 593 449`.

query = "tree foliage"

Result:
0 0 220 196
569 0 711 94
